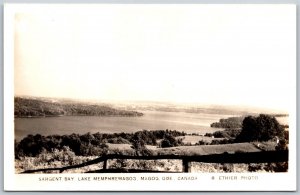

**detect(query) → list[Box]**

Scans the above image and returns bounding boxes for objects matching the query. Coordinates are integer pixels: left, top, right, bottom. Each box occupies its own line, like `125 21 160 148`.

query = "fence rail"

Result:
21 150 288 173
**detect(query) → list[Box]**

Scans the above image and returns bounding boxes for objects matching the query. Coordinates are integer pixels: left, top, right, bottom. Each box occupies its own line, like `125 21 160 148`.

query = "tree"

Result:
130 132 152 156
236 114 284 142
160 134 183 148
160 139 172 148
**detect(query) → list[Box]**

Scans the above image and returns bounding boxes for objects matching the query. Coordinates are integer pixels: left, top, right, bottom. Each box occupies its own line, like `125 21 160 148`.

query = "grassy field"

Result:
107 140 276 156
157 143 261 156
178 135 223 145
107 135 269 155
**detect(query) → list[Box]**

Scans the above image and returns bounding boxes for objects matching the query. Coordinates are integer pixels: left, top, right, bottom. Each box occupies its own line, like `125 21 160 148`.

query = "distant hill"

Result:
118 102 284 116
14 97 143 118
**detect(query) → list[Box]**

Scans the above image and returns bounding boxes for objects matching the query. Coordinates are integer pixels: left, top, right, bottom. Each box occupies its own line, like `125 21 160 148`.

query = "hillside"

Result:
14 97 143 117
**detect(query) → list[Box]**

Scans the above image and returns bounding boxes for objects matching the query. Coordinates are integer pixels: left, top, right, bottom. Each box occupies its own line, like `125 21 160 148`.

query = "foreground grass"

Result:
191 162 288 173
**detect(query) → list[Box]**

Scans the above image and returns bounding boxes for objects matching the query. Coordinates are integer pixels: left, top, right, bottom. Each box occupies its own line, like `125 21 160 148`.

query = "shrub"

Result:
210 139 233 145
160 134 183 148
275 139 288 151
195 140 210 145
222 163 234 172
264 162 288 172
161 139 172 148
37 146 76 165
212 131 224 138
204 133 213 137
248 163 263 172
109 159 128 169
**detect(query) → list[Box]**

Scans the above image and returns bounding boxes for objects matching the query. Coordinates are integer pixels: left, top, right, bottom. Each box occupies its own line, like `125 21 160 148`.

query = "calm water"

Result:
14 111 289 140
15 111 232 140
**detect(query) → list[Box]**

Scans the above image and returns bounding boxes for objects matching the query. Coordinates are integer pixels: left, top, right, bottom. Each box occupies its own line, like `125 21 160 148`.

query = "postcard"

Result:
4 4 296 191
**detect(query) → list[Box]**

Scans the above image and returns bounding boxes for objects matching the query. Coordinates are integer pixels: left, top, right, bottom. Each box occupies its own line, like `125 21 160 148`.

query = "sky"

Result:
14 5 296 112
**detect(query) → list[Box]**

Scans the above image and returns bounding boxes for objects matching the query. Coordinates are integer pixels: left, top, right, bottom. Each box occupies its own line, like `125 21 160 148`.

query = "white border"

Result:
3 4 297 191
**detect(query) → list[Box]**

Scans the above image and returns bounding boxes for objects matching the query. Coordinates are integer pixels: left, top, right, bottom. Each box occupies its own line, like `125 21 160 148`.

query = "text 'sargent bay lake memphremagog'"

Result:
4 4 296 191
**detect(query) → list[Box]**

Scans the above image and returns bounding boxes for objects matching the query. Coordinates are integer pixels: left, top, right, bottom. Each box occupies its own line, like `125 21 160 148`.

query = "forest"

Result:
14 97 143 117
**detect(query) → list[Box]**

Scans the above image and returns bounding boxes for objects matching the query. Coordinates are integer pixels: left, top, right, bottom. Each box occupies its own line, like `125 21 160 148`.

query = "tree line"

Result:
14 97 143 117
15 129 186 158
210 116 244 128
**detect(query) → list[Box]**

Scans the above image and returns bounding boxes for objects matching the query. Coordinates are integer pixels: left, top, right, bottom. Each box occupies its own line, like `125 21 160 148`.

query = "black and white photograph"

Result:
4 4 296 191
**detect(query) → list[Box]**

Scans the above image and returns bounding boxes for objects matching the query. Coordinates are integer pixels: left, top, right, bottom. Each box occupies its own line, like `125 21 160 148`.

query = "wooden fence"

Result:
21 150 288 173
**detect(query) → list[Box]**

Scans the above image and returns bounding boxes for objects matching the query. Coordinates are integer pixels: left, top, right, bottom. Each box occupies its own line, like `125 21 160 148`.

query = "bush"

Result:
37 146 77 165
222 163 234 172
160 139 172 148
160 134 183 148
275 139 288 151
16 134 48 157
195 140 210 145
264 162 288 172
210 139 233 145
204 133 213 137
212 131 224 138
248 163 264 172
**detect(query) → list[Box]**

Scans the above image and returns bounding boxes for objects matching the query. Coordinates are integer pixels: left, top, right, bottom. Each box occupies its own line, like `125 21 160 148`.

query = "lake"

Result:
14 110 289 140
14 111 233 140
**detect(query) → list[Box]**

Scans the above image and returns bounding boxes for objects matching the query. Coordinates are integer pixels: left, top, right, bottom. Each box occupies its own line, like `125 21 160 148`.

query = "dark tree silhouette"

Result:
236 114 285 142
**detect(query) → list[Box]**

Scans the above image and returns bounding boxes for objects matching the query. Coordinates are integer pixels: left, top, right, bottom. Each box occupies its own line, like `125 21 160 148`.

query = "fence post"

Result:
182 159 191 173
103 159 108 170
